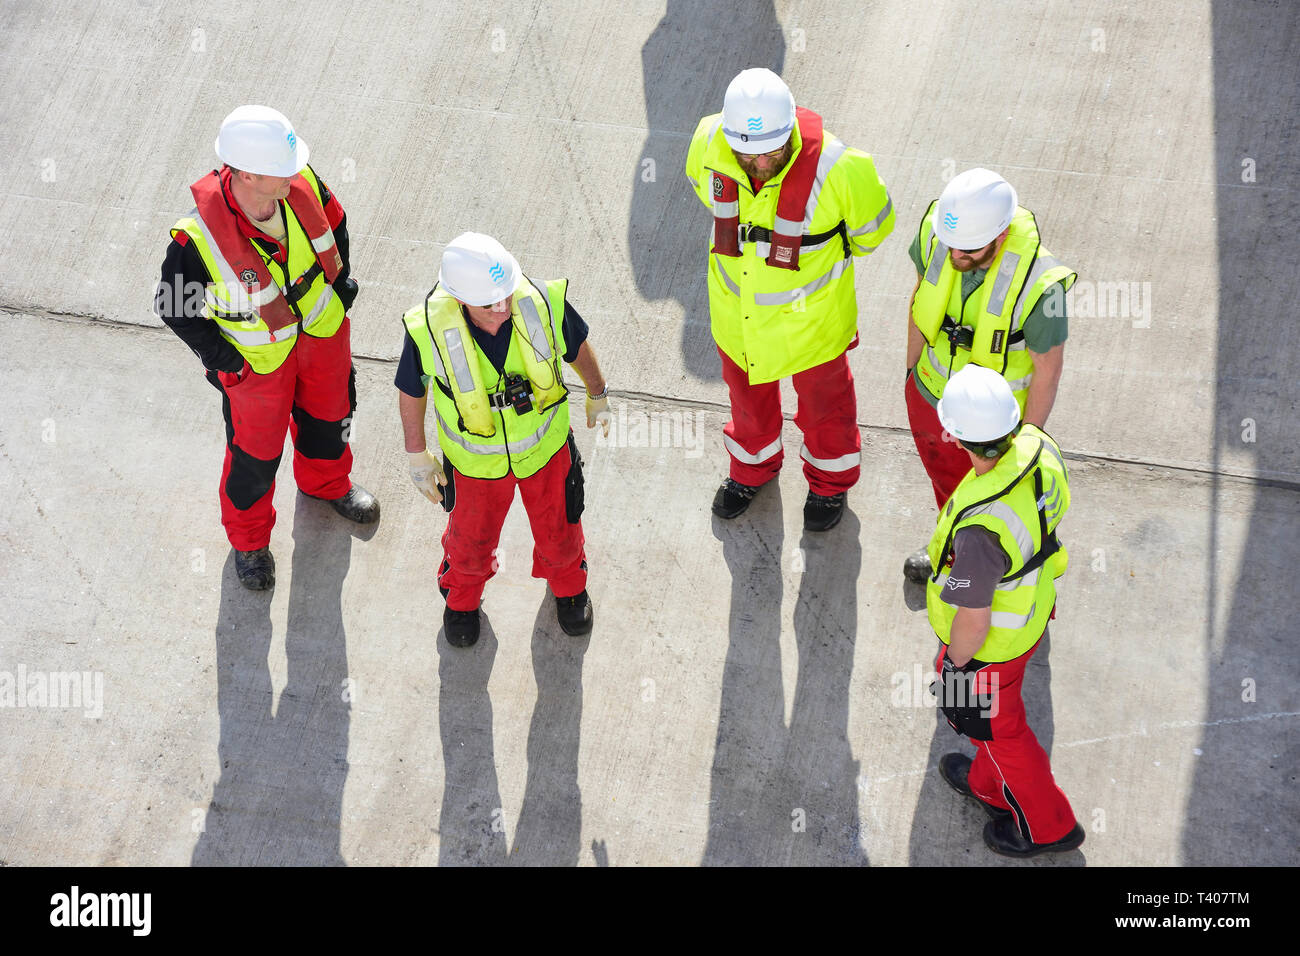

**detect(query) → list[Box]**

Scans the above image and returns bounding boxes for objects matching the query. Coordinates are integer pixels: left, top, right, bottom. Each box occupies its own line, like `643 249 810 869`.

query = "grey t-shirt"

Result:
940 526 1011 609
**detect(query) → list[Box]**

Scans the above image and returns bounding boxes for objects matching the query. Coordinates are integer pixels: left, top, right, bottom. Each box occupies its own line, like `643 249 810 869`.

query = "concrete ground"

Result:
0 0 1296 866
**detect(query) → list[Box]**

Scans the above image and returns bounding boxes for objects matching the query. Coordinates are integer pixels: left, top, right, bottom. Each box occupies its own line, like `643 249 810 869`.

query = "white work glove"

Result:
585 386 611 437
408 449 446 504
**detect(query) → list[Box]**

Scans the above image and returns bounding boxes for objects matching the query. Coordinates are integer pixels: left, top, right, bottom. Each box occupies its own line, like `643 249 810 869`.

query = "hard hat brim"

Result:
213 136 310 178
722 124 794 154
933 205 1013 251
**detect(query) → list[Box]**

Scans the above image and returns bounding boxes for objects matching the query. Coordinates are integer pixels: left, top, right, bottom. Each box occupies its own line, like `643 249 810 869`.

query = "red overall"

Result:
720 347 861 496
214 320 354 550
906 374 971 508
437 443 587 612
198 168 355 551
937 639 1078 844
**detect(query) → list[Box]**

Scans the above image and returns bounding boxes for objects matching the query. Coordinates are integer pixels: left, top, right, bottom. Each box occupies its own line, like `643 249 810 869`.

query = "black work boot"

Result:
235 548 275 591
904 548 933 583
312 484 380 524
983 817 1086 858
555 590 594 636
712 478 761 519
938 753 1012 821
803 491 846 532
443 605 481 648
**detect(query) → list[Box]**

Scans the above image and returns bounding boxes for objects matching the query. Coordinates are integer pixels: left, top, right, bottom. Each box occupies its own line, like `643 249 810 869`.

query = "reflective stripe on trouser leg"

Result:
439 469 517 612
216 354 295 551
718 347 784 486
516 442 587 598
790 350 860 496
905 374 971 508
290 317 354 500
959 636 1079 844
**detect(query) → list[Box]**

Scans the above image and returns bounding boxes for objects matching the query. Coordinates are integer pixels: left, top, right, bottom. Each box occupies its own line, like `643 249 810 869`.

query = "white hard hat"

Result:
934 168 1018 250
721 68 796 154
938 365 1022 444
215 105 309 177
438 233 521 307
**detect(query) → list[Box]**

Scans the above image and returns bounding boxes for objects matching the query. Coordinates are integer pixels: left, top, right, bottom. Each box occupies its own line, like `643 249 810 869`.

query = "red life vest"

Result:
189 168 342 331
710 107 824 271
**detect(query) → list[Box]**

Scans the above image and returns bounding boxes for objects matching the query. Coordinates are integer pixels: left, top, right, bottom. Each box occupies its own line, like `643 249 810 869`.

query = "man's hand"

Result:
408 449 446 503
585 387 611 437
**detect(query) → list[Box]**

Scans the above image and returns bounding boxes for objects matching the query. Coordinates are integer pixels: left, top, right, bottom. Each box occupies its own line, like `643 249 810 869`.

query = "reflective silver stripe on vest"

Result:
714 254 741 295
434 403 558 457
1038 439 1066 475
310 231 335 254
926 346 1033 393
925 240 948 285
849 196 893 238
752 256 852 306
212 285 336 346
191 208 281 308
1011 254 1065 331
926 345 947 378
217 322 294 347
516 295 554 362
442 328 478 394
986 252 1021 317
996 566 1040 591
724 433 782 465
799 444 860 472
990 602 1035 629
773 214 803 235
801 137 847 227
299 285 335 331
963 501 1034 565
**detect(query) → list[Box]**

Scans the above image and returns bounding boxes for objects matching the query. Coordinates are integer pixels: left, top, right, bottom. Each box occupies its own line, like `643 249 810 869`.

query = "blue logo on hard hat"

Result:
746 117 763 131
488 262 505 283
943 212 959 229
286 131 297 149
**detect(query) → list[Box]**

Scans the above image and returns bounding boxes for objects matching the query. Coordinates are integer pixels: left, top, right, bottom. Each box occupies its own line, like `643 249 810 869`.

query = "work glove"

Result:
585 387 611 437
408 449 446 504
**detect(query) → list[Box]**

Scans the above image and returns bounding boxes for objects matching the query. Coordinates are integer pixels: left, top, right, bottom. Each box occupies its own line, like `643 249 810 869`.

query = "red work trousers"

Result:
936 638 1078 844
437 442 586 612
719 347 861 496
213 318 355 551
906 373 971 508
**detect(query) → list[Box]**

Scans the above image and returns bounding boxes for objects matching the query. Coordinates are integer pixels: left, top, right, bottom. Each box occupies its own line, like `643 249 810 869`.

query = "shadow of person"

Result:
1187 0 1300 867
509 596 590 866
192 495 353 866
632 0 787 382
436 611 507 866
703 492 788 864
907 627 1083 866
783 511 869 865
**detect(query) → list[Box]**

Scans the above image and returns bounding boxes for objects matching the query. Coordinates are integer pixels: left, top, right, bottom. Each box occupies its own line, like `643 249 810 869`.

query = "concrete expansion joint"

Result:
5 306 1298 492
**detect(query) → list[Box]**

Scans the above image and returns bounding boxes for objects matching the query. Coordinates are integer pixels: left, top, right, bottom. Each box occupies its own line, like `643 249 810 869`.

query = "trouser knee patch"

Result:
292 404 347 460
227 446 282 511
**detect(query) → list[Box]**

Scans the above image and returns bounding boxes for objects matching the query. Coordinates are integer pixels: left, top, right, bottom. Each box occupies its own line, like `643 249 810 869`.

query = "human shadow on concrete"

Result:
632 0 786 382
435 597 590 867
192 495 358 866
906 627 1082 866
1191 0 1300 866
436 614 507 866
703 499 868 865
509 597 590 866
